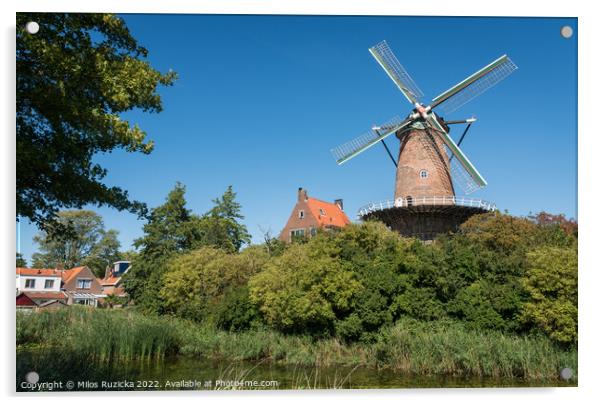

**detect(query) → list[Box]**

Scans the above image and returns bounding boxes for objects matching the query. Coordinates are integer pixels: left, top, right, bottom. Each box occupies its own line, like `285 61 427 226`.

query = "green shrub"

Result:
212 286 262 331
249 239 361 334
520 246 578 345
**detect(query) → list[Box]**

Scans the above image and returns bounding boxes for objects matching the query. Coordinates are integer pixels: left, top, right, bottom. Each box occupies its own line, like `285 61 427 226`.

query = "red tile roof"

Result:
306 198 351 228
60 266 87 283
16 268 63 277
24 291 67 300
101 275 121 286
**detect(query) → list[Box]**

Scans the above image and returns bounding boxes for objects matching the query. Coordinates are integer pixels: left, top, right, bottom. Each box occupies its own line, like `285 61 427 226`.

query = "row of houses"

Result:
15 260 130 311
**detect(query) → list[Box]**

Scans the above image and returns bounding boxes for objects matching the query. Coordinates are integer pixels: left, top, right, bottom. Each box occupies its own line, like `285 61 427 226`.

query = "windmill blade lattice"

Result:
433 55 518 115
331 116 410 165
369 40 424 104
448 152 482 194
415 126 481 195
423 114 487 193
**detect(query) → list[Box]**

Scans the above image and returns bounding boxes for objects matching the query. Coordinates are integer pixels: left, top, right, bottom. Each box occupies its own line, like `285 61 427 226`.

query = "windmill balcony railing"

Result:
357 196 496 218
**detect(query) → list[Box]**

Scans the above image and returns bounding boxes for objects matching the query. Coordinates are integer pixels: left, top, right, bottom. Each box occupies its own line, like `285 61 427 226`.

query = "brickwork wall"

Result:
279 189 320 242
394 128 454 202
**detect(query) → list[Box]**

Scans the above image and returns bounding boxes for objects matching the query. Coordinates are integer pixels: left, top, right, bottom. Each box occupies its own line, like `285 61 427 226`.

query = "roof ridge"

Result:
307 197 342 208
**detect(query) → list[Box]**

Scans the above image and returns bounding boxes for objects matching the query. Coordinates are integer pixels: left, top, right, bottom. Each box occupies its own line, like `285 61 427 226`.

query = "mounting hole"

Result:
560 367 573 380
25 371 39 384
560 26 573 39
25 21 40 34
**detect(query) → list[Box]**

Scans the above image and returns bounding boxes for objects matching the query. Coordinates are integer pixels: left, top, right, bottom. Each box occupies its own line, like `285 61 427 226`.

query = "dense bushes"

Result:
520 246 578 344
155 211 576 346
161 245 267 324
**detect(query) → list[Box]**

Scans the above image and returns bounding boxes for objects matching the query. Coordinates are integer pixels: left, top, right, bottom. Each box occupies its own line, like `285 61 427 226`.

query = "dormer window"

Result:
298 210 305 219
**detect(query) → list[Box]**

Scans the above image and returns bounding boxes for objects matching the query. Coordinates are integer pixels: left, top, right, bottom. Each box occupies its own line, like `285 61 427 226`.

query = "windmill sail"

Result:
425 113 487 192
432 55 517 114
331 116 411 165
369 41 424 105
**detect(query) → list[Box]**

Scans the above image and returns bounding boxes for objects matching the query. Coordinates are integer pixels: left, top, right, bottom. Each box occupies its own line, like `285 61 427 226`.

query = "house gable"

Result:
61 266 103 295
16 292 38 307
279 188 350 242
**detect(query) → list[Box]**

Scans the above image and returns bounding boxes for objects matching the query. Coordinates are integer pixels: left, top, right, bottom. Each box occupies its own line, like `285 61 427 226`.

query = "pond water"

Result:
17 350 575 391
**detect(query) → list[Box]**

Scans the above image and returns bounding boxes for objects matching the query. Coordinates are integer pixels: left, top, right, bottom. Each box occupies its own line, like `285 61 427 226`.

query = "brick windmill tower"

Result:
331 41 517 240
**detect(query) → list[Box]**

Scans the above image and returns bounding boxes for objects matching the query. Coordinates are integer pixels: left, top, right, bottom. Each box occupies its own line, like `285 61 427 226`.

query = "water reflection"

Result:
17 350 575 391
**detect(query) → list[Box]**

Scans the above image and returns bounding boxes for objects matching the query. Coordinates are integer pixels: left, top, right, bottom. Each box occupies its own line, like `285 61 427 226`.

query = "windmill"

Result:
331 40 517 240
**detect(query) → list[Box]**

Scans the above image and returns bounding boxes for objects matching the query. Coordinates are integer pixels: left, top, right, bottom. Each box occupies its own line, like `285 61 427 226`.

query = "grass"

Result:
17 307 181 361
16 307 576 381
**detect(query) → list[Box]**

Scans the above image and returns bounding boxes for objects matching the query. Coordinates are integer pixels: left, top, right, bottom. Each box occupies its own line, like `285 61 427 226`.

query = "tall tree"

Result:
133 183 198 259
16 13 176 229
16 253 27 267
124 183 201 312
31 210 121 276
83 229 122 277
123 183 251 313
204 185 251 252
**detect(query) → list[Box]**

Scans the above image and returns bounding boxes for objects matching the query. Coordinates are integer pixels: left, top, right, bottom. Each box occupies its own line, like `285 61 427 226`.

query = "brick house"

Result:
279 187 351 242
16 266 103 307
60 266 104 306
100 261 131 298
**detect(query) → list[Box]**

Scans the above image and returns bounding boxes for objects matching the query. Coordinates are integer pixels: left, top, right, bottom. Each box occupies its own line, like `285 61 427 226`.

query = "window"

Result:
298 210 305 219
310 227 317 237
319 208 326 216
75 298 94 306
24 279 36 289
406 196 414 206
419 169 429 179
44 279 55 289
77 279 92 289
290 229 305 240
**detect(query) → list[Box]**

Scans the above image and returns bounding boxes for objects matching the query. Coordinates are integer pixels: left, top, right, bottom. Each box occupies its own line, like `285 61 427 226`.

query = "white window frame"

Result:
319 208 326 216
298 210 304 219
44 279 55 289
290 228 306 239
419 169 429 179
77 278 92 290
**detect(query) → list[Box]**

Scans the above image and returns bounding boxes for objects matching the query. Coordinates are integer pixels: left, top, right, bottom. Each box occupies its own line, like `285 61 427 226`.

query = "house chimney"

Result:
298 187 308 202
334 199 344 211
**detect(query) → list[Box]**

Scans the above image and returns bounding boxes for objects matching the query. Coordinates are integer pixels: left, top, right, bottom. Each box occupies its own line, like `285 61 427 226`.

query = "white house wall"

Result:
16 275 62 292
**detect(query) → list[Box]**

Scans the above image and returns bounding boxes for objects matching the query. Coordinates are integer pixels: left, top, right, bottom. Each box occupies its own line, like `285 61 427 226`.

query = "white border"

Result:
2 1 600 404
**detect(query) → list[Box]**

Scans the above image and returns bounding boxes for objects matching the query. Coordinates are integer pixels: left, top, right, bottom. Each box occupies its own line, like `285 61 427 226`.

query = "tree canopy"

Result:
16 13 176 228
31 210 121 277
123 183 251 313
155 209 577 346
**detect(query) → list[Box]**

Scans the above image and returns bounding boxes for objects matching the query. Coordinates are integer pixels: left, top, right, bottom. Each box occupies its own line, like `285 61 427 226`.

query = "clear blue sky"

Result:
18 15 577 262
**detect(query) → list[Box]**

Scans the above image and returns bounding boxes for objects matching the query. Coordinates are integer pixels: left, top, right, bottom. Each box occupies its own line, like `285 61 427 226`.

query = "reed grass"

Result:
17 307 182 361
16 308 576 381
